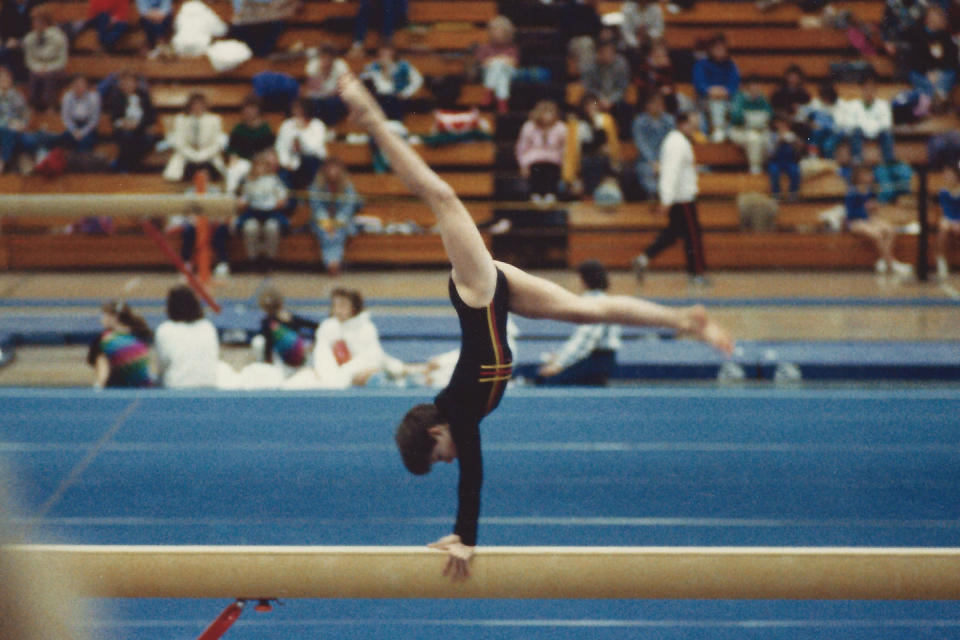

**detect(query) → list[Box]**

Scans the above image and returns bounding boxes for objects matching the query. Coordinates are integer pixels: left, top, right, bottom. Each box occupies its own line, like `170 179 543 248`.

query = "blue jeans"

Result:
85 13 129 51
311 223 351 268
308 97 348 126
181 221 230 265
353 0 408 44
910 69 956 100
57 130 97 153
140 14 172 48
769 160 800 195
850 128 896 164
808 127 841 158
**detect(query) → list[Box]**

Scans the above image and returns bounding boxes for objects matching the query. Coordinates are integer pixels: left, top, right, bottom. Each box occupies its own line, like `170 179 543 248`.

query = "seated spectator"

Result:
515 99 567 203
634 39 689 115
228 0 289 58
844 166 912 276
174 169 232 278
800 81 843 158
137 0 174 57
770 64 810 120
225 94 275 193
0 65 31 174
581 39 631 131
476 15 518 115
359 43 423 121
163 92 226 182
864 143 913 204
314 288 392 386
59 75 100 154
349 0 407 57
692 33 740 142
906 5 958 106
309 158 362 275
563 92 620 198
304 45 349 125
79 0 130 53
881 0 928 77
728 75 773 175
560 0 603 74
276 97 327 193
620 0 665 55
632 92 675 200
768 115 802 199
536 260 622 386
0 0 36 79
936 162 960 279
22 11 67 113
86 300 153 388
235 149 288 270
252 287 318 369
108 71 155 172
156 285 220 388
846 74 896 164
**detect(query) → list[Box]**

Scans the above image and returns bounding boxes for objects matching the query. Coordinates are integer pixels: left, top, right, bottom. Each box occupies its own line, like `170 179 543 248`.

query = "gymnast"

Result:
337 73 734 581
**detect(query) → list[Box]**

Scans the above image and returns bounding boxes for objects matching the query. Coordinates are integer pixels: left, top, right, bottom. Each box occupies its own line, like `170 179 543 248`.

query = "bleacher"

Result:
0 0 955 271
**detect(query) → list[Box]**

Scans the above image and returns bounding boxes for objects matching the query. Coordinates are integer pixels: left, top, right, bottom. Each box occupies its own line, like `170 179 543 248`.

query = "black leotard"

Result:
433 268 513 546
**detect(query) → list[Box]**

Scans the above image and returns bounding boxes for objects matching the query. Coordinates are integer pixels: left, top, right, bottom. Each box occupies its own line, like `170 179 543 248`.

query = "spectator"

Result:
864 143 913 204
349 0 407 57
175 169 232 278
225 94 275 193
728 75 773 175
768 115 802 199
108 71 155 171
80 0 130 53
0 0 36 78
844 166 912 275
86 300 153 388
515 99 567 203
276 97 327 193
581 39 631 130
800 81 843 158
228 0 288 58
620 0 665 53
536 260 622 386
936 162 960 279
163 92 226 182
563 91 620 198
692 33 740 142
770 64 811 119
155 285 220 388
476 15 518 115
252 287 318 369
137 0 174 57
906 5 958 106
235 148 289 270
0 65 31 174
314 288 391 386
881 0 928 77
359 43 423 121
632 91 675 200
560 0 603 74
846 74 896 164
309 158 362 275
634 39 689 115
303 45 350 125
22 11 68 113
59 75 100 153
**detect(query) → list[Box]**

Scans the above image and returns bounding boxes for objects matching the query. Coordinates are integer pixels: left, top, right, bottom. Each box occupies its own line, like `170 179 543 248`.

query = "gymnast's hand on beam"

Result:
428 534 475 582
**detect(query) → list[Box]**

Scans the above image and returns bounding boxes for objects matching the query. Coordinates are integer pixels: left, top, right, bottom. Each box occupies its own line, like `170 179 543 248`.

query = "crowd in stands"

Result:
0 0 959 275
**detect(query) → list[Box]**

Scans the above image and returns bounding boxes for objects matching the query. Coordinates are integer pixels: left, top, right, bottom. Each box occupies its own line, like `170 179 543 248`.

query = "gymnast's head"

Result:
396 403 456 474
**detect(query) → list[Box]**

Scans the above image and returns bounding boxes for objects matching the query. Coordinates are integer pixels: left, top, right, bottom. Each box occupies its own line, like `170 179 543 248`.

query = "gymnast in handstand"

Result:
337 73 734 581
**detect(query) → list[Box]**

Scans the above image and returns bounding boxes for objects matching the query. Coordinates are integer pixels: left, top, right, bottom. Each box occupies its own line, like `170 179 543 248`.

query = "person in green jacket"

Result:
728 75 773 174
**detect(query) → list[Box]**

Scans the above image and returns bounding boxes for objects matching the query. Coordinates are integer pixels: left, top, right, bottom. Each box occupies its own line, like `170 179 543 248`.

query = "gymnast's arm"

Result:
336 73 497 308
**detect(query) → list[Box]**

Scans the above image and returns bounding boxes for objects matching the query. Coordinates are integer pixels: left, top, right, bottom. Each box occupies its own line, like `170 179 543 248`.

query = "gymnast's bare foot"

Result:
681 304 734 355
336 72 387 131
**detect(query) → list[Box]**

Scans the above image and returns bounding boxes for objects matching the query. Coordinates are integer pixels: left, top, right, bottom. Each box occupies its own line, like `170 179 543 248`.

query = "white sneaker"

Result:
711 129 726 143
891 260 914 277
875 259 889 275
631 254 649 281
214 262 231 278
937 256 949 279
543 193 556 204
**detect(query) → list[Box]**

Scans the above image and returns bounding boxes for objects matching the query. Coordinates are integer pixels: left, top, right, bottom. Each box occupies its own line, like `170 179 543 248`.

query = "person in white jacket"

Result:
155 285 220 388
276 98 327 192
631 111 707 283
844 74 896 164
313 288 398 386
162 92 226 182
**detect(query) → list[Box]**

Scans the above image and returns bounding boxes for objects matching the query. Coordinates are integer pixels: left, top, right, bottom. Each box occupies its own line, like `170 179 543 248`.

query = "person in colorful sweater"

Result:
253 288 318 368
87 300 153 388
358 43 423 121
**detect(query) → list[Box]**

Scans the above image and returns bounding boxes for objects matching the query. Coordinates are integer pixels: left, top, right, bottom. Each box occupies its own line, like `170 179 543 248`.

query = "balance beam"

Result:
6 545 960 600
0 194 235 218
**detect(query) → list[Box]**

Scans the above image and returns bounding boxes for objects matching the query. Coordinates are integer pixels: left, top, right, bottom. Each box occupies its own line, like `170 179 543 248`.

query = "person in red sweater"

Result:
78 0 130 52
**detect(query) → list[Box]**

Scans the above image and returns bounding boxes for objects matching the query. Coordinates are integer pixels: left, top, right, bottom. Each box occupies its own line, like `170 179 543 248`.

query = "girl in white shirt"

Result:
276 98 327 191
155 285 220 388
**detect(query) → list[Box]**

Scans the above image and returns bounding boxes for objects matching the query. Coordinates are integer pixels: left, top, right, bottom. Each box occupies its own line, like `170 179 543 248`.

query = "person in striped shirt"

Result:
337 72 734 582
87 301 153 388
536 260 622 386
